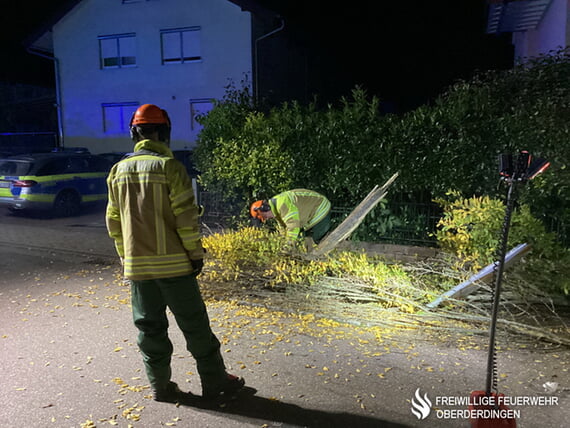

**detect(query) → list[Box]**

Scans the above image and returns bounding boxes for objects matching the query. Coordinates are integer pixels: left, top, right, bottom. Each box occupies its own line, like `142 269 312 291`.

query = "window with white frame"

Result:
98 33 137 69
189 99 214 131
161 27 201 65
102 102 139 134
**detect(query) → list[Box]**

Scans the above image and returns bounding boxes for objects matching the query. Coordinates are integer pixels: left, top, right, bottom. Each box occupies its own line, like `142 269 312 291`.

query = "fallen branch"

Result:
308 173 399 258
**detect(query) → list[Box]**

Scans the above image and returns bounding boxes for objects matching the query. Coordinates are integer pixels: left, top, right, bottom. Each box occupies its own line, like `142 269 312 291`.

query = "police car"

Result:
0 152 112 216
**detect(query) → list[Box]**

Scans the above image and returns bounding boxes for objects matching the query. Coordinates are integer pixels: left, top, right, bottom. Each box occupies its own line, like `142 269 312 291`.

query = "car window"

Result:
0 160 32 176
67 157 90 173
35 158 69 176
87 156 113 172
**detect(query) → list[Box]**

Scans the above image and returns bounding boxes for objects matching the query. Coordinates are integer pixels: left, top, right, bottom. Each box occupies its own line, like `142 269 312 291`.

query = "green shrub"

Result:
435 192 570 295
195 51 570 245
202 227 431 311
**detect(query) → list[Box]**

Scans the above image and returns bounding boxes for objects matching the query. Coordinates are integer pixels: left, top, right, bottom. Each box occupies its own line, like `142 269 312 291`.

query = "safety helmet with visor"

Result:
129 104 172 143
250 200 271 221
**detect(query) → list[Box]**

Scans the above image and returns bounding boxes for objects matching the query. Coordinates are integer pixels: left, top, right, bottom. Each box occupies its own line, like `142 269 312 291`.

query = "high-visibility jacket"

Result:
268 189 331 241
106 139 203 280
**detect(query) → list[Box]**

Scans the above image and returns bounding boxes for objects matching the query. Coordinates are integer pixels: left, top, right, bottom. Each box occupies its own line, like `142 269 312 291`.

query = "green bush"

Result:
435 192 570 295
194 50 570 244
196 86 399 207
202 227 428 311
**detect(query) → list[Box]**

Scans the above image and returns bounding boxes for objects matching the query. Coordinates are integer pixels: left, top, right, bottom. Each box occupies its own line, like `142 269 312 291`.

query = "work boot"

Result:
152 381 183 403
202 373 245 400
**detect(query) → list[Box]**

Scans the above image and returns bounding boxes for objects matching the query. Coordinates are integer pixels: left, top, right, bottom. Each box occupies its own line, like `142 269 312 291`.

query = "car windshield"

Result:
0 160 33 176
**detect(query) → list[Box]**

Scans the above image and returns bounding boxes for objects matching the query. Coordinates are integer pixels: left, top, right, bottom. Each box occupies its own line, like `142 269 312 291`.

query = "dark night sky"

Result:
1 0 513 111
1 1 69 86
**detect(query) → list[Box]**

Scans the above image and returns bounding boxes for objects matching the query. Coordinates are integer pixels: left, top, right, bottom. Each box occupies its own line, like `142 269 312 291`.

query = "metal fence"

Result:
329 200 442 246
198 189 442 246
198 190 568 248
198 190 244 230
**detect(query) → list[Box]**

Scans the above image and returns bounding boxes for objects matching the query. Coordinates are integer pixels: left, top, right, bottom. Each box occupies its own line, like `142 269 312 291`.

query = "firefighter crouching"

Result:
251 189 332 246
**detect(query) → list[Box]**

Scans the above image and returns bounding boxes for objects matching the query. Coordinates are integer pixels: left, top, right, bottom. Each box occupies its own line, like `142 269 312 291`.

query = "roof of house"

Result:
486 0 553 33
226 0 279 20
24 0 82 54
25 0 279 54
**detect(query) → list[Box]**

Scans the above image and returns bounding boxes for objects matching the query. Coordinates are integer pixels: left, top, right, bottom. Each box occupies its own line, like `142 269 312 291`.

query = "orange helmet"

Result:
250 200 270 221
130 104 170 126
129 104 171 143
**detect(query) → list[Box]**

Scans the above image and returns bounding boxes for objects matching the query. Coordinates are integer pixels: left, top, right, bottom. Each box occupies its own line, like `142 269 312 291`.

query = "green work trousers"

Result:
130 274 226 390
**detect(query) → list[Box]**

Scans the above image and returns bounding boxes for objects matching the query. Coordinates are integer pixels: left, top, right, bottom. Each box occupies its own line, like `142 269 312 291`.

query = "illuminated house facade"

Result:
27 0 254 154
487 0 568 63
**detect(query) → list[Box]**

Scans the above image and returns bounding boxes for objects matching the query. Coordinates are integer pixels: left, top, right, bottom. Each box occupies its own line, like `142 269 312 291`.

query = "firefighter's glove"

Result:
191 258 204 277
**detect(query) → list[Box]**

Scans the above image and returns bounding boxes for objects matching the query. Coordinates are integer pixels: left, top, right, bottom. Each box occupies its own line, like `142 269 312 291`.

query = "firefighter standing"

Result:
106 104 244 402
251 189 332 245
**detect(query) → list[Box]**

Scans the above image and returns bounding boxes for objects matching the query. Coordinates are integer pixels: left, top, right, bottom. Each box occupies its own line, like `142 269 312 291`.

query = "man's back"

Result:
106 139 203 280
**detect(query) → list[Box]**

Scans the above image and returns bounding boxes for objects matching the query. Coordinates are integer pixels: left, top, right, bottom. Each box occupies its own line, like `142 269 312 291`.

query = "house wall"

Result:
53 0 251 154
512 0 568 62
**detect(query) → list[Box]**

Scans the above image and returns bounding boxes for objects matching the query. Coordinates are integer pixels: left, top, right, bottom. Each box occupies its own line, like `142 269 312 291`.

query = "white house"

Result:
487 0 568 63
28 0 254 154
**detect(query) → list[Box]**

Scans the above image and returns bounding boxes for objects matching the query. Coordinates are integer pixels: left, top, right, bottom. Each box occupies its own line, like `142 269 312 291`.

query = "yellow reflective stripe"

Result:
14 193 106 203
122 154 167 163
282 210 299 222
288 227 301 240
280 193 299 222
125 265 192 277
292 190 315 197
124 253 189 264
123 253 191 277
307 199 331 228
178 229 201 251
18 194 56 202
171 189 194 206
82 194 107 202
112 172 167 185
17 172 107 183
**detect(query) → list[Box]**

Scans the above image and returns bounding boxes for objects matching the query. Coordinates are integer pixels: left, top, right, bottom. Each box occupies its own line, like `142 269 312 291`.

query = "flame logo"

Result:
410 388 432 420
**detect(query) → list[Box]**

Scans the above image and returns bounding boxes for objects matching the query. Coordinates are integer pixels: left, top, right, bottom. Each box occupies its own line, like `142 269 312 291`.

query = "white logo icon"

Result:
411 388 432 420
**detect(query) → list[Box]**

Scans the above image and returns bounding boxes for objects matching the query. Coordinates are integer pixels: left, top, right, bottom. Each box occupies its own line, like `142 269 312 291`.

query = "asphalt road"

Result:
0 207 568 427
